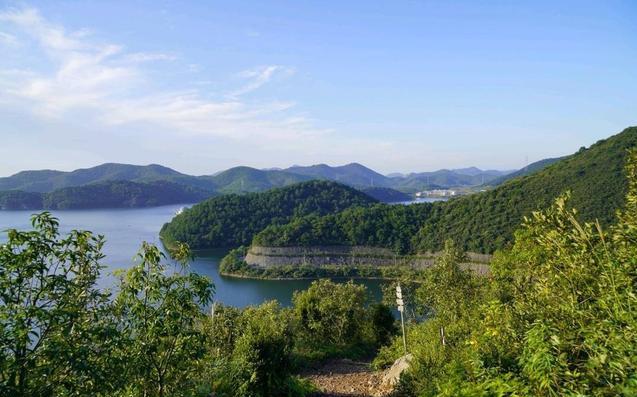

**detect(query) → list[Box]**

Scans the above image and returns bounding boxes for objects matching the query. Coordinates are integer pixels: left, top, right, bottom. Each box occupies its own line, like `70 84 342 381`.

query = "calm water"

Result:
0 205 386 307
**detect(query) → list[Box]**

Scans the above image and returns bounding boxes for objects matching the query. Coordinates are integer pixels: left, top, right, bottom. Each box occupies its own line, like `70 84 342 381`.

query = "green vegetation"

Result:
160 180 377 249
361 186 412 203
0 190 43 210
3 146 637 396
391 168 507 192
253 203 433 254
0 160 517 210
209 166 312 194
253 127 637 254
374 151 637 395
285 162 393 188
219 246 428 279
486 156 564 186
0 162 215 193
0 220 393 396
0 180 214 210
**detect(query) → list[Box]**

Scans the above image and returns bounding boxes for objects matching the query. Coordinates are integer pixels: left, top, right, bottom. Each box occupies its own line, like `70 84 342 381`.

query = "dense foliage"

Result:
486 156 564 186
0 163 215 193
113 243 214 397
160 180 377 249
0 190 44 210
361 187 412 203
210 166 312 194
375 150 637 396
46 180 213 209
0 213 118 396
254 127 637 254
0 221 394 396
253 203 433 254
0 180 213 210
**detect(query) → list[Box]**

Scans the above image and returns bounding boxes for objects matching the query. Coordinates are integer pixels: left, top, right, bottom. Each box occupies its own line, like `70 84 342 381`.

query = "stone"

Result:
382 354 413 387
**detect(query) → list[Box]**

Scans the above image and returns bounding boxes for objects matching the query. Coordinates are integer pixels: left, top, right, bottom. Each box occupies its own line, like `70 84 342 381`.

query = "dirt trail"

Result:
302 359 392 397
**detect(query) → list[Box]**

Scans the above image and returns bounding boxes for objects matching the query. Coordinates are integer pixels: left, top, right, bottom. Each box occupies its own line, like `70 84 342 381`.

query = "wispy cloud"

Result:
230 65 294 98
0 7 319 142
0 6 433 176
0 31 18 45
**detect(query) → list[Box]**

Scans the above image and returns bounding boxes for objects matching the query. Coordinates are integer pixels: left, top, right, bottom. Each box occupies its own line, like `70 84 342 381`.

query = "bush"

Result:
292 279 368 349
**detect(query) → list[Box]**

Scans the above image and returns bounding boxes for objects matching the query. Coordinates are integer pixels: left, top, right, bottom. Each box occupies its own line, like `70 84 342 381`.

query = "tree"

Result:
113 242 214 397
0 212 119 396
292 279 368 347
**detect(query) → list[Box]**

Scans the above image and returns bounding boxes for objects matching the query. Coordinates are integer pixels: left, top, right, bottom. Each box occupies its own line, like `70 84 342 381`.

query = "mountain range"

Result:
0 157 553 209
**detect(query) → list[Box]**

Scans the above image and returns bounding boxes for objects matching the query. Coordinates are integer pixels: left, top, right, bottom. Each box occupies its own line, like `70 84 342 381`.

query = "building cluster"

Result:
415 189 458 197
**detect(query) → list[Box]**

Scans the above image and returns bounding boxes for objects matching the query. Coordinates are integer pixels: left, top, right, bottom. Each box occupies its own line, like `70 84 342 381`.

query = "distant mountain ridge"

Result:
0 180 214 210
0 160 525 209
284 163 393 188
1 162 516 195
0 163 214 193
486 157 565 186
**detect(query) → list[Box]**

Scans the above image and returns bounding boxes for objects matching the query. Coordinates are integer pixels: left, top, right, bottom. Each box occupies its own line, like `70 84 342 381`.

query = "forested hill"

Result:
360 187 411 203
0 180 214 210
209 166 312 194
159 180 377 249
0 163 215 193
486 156 565 186
254 126 637 254
284 163 393 187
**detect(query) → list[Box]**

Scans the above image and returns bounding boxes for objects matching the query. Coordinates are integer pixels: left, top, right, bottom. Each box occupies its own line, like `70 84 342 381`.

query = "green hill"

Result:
0 180 214 210
253 126 637 254
159 180 377 249
0 190 44 210
285 163 393 187
486 156 564 186
0 163 216 193
392 169 507 193
360 187 412 203
206 166 312 194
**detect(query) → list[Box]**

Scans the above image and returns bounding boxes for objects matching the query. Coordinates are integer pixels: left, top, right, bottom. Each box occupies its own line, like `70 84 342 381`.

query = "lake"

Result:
0 205 387 307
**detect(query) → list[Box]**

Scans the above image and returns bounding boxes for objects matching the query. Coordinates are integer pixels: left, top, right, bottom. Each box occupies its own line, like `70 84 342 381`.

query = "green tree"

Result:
292 279 368 348
113 242 214 397
0 212 119 397
383 150 637 396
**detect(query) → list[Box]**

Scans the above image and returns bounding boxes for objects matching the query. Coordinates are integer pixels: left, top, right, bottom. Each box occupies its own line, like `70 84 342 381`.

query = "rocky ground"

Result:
302 359 394 397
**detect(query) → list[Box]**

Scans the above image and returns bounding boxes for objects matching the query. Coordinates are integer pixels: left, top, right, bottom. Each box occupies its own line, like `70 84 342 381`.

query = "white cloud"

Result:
230 65 294 97
123 52 177 63
0 31 18 46
0 6 440 175
0 7 319 142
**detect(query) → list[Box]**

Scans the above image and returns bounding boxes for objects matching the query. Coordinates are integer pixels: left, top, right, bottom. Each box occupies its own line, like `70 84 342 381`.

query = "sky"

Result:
0 0 636 176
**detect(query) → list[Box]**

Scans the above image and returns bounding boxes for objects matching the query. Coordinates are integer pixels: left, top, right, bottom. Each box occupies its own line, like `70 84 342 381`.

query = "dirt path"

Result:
302 359 392 397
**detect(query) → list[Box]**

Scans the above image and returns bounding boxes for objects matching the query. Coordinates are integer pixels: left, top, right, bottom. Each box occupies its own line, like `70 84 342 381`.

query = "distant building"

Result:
416 189 458 197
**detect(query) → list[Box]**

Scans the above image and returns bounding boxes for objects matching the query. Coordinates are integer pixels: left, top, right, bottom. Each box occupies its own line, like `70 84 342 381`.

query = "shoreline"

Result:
218 271 396 281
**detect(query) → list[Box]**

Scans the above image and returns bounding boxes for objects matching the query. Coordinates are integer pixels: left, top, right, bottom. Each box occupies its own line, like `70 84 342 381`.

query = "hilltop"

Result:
159 180 377 249
284 163 393 188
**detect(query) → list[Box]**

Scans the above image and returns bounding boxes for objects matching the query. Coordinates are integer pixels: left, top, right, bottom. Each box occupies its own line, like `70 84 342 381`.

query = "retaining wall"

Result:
245 245 491 275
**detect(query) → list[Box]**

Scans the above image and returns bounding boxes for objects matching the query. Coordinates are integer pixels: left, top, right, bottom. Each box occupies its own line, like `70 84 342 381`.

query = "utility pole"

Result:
396 284 407 355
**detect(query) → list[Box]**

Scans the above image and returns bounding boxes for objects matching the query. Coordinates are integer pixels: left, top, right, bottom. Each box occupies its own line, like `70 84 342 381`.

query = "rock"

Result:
382 354 413 387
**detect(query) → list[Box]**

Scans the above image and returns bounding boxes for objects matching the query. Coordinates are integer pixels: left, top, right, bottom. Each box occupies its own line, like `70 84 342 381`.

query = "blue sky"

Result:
0 1 636 176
